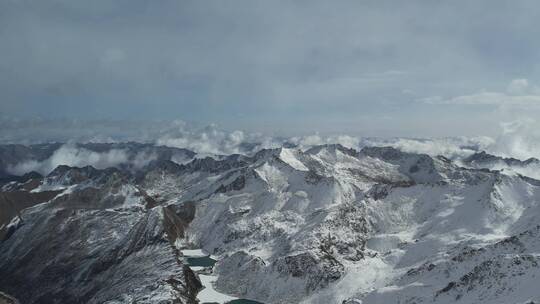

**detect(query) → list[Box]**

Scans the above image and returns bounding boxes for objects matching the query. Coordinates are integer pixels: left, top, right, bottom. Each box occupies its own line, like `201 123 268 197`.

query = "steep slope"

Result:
0 166 201 304
322 160 540 303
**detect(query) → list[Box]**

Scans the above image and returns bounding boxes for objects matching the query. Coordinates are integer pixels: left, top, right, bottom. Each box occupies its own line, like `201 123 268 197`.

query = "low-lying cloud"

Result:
155 121 269 155
488 118 540 161
7 144 157 175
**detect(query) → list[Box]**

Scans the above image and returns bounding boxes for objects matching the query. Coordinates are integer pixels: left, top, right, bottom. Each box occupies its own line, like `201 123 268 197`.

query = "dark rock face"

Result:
0 167 201 304
0 207 200 303
436 255 540 300
0 171 43 188
215 175 246 193
0 190 61 240
275 252 344 291
464 151 540 168
162 202 196 244
181 156 247 174
360 146 445 184
140 159 184 176
360 146 406 161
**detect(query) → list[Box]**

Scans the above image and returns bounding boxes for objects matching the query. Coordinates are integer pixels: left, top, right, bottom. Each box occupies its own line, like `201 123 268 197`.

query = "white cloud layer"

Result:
7 144 157 175
421 79 540 106
155 121 276 155
489 118 540 161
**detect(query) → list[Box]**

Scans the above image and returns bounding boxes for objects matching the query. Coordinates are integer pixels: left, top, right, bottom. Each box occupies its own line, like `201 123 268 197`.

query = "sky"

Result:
2 0 540 138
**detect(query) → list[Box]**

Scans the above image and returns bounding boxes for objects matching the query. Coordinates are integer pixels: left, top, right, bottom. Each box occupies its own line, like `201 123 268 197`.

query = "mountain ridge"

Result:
1 143 540 303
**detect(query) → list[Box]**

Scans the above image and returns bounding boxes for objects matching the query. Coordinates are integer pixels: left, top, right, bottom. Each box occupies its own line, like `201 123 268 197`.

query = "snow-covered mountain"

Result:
1 143 540 303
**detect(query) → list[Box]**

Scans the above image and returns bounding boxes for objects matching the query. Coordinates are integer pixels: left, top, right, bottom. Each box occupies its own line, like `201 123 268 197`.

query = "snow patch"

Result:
279 148 309 171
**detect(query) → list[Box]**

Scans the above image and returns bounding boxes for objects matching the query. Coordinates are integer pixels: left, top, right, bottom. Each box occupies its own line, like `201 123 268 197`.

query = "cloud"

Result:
285 134 495 160
434 92 540 105
507 79 530 95
365 137 494 159
0 115 498 159
420 79 540 106
3 1 540 135
0 116 276 156
155 121 272 155
7 143 157 175
487 118 540 161
8 144 125 175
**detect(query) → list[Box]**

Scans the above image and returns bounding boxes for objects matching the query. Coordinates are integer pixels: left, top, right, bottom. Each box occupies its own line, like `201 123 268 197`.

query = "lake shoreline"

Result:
181 249 263 304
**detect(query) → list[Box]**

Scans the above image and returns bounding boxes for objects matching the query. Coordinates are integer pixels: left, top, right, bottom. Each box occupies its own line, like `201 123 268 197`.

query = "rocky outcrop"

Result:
0 190 61 241
213 250 343 303
0 167 201 304
464 151 540 168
